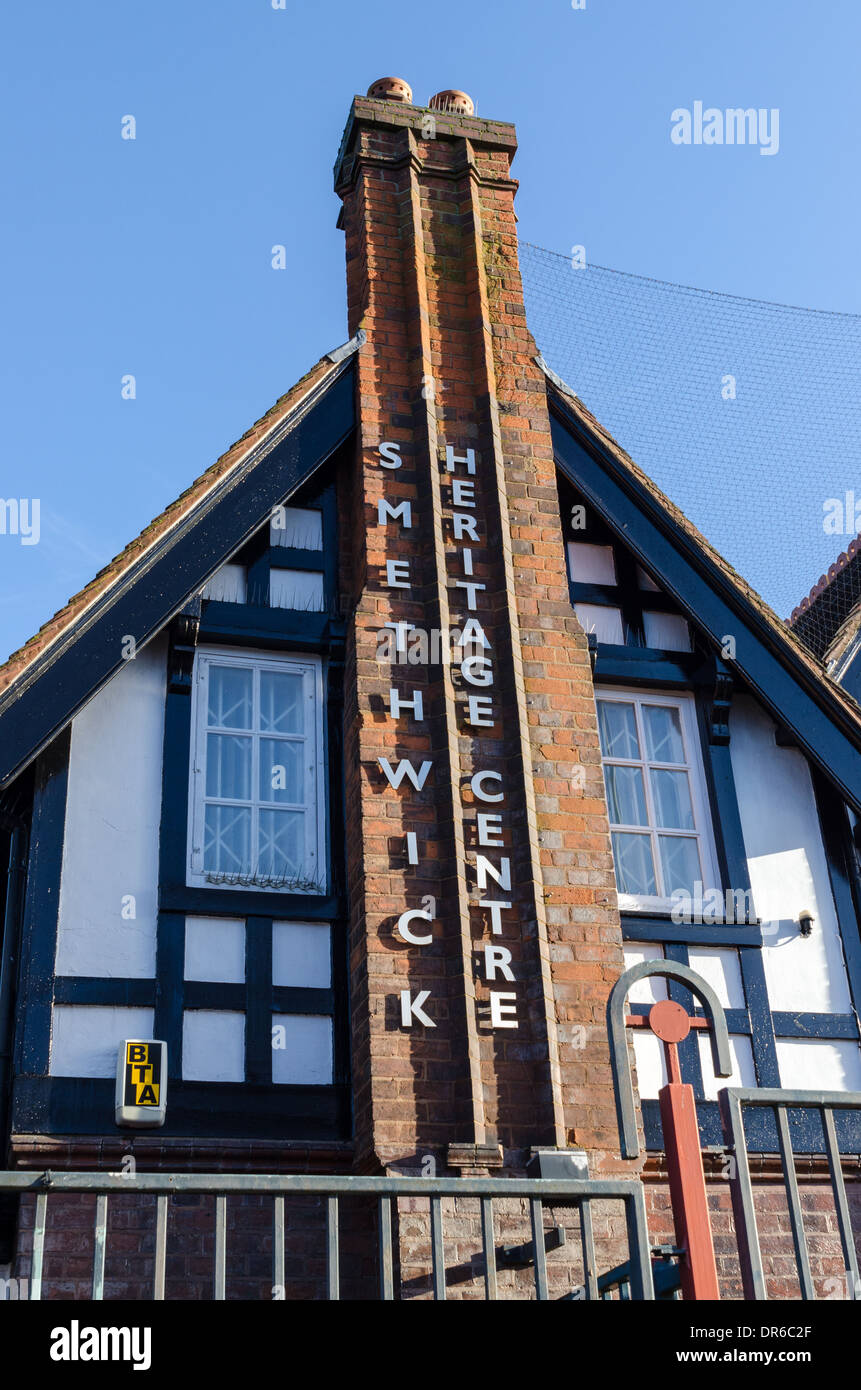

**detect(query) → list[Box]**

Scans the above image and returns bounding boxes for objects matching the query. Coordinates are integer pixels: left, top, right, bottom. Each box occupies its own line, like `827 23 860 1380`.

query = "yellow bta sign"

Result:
115 1039 167 1128
125 1042 160 1106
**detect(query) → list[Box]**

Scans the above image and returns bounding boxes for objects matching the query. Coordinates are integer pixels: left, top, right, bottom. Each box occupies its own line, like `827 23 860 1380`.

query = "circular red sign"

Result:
648 998 691 1043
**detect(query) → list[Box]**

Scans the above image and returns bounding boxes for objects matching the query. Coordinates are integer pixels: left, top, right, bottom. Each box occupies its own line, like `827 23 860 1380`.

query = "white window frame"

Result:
595 686 720 914
187 647 326 893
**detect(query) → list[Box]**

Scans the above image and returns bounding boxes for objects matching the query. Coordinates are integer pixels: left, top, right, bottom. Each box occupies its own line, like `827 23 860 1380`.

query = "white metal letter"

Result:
378 758 433 790
476 857 511 892
489 992 518 1028
477 813 504 847
484 944 515 982
389 688 424 720
471 771 503 803
401 990 435 1027
378 441 403 469
396 910 434 946
378 498 412 528
445 446 476 475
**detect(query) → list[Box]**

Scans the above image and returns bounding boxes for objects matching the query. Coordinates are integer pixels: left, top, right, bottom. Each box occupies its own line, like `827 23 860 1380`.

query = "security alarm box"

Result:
115 1040 167 1128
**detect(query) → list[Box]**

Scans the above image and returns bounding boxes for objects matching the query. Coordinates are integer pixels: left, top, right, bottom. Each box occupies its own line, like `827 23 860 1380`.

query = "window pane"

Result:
642 704 685 763
260 671 304 734
259 739 303 804
650 769 695 829
208 665 252 729
597 701 639 759
206 733 251 800
611 832 657 896
204 804 251 875
604 765 648 826
658 835 701 896
259 809 305 881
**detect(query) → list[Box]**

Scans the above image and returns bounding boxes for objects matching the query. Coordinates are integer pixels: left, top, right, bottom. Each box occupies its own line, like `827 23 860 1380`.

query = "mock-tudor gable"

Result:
0 79 859 1304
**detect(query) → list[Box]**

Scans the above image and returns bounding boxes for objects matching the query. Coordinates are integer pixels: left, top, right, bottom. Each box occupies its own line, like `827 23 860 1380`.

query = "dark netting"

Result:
520 241 861 639
790 549 861 664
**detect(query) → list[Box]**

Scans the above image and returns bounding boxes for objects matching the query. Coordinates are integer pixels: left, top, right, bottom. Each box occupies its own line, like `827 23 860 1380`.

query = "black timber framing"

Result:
642 1097 861 1153
145 456 350 1140
12 1077 350 1141
12 730 70 1099
0 357 356 790
555 392 861 1143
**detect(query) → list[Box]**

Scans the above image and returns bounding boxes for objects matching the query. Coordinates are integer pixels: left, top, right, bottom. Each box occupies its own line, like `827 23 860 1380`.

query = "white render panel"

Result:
631 1031 667 1098
622 943 668 1003
270 507 323 550
697 1033 756 1100
730 695 852 1014
574 602 624 644
687 947 746 1009
271 1014 333 1085
269 569 325 612
272 922 331 989
182 1011 245 1082
50 1006 154 1078
642 611 691 652
55 637 166 979
201 562 246 603
775 1038 861 1091
184 917 245 984
566 541 616 585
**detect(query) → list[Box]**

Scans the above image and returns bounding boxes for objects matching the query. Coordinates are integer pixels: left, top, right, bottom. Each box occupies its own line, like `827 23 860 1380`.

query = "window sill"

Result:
620 912 763 946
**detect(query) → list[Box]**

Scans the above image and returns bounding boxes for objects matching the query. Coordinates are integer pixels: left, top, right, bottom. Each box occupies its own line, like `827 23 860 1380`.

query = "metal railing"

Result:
0 1171 655 1302
719 1087 861 1301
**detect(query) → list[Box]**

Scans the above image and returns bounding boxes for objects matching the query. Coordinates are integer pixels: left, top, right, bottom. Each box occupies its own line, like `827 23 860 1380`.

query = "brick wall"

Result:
334 88 628 1180
13 1172 856 1301
644 1171 861 1301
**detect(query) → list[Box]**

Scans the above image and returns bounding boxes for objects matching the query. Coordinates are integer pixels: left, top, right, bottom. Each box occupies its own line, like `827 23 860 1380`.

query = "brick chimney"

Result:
335 82 627 1176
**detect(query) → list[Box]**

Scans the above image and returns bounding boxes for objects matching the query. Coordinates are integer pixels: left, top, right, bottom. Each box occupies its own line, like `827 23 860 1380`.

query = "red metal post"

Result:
649 998 720 1300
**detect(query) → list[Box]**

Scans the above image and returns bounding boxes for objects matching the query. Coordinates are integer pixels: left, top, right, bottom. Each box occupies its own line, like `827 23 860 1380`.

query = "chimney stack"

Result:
335 83 627 1177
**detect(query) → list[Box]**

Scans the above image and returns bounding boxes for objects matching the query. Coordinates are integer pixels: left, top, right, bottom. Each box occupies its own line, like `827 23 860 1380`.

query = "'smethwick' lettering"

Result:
376 438 520 1032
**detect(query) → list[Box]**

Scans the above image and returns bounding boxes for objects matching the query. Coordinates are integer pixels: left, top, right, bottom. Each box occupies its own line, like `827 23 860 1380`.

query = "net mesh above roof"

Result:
790 544 861 663
520 242 861 626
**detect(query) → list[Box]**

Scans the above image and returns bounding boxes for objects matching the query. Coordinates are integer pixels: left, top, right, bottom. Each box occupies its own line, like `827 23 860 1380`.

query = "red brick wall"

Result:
14 1172 857 1301
334 91 628 1177
644 1172 861 1301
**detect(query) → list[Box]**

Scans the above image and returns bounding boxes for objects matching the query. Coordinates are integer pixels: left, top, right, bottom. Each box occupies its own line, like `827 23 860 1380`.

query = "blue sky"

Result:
1 0 859 660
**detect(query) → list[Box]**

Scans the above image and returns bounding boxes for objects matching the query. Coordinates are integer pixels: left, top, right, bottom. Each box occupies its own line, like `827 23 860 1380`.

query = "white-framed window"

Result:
188 648 326 892
596 687 719 913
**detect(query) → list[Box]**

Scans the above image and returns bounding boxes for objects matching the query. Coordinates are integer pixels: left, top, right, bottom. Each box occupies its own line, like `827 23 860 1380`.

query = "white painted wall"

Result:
271 1014 333 1085
55 637 166 979
184 917 245 984
50 1006 154 1078
574 602 623 644
201 562 246 603
269 569 325 612
730 695 853 1015
270 507 323 551
697 1033 756 1099
623 942 754 1098
775 1038 861 1089
182 1011 245 1082
272 921 331 989
687 946 745 1009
